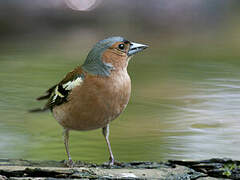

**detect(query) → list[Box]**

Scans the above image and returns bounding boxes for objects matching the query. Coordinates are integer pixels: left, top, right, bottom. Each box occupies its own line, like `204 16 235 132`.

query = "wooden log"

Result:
1 158 238 179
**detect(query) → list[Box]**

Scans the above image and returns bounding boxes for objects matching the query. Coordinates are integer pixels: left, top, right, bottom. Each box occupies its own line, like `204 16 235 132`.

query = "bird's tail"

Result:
29 85 56 113
29 107 48 113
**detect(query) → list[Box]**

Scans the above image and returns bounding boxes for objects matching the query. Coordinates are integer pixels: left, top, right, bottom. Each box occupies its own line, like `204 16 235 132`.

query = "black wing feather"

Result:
30 70 84 113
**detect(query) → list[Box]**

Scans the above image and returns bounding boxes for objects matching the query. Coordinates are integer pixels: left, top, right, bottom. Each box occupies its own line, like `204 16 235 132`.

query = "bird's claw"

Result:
65 159 74 168
108 157 119 166
109 159 114 166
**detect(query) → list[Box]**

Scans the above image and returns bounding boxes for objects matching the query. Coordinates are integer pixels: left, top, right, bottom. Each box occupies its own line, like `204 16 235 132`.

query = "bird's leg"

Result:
102 124 115 165
63 128 74 167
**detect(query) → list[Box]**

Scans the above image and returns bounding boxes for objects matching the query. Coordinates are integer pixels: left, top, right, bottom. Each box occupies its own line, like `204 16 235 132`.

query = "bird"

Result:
30 36 148 167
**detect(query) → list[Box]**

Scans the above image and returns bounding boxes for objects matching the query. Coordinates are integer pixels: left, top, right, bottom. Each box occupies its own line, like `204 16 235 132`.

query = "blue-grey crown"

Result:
82 36 126 77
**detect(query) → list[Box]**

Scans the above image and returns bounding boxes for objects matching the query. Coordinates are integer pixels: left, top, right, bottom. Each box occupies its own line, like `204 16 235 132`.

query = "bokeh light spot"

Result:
65 0 101 11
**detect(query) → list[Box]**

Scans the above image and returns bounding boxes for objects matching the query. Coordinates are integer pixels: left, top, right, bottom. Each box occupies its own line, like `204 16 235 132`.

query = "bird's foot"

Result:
108 157 114 166
107 157 121 167
64 158 74 168
103 157 115 167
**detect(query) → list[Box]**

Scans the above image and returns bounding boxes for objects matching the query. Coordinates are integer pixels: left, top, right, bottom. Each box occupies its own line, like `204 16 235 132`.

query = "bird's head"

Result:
82 36 148 77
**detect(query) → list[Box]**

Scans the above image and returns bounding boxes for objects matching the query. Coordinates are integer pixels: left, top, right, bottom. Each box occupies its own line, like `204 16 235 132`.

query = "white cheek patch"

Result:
62 77 83 90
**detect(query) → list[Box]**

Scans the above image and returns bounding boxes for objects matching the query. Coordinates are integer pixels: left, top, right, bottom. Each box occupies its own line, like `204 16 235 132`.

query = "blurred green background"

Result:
1 0 240 163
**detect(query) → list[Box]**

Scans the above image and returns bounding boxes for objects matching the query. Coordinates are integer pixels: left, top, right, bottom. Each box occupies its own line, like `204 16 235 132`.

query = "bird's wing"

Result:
30 66 85 112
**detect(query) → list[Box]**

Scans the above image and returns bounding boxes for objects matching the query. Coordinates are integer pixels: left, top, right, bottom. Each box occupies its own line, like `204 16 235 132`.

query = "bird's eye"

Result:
118 44 125 50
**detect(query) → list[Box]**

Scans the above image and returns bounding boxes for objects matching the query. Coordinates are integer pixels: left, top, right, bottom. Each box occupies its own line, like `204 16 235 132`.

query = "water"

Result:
1 35 240 163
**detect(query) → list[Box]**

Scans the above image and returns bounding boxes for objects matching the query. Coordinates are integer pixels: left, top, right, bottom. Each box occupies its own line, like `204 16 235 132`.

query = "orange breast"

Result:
53 70 131 131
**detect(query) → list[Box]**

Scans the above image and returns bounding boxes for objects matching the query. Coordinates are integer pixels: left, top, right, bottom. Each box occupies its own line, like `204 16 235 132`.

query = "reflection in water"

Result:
1 39 240 162
163 68 240 160
0 123 27 158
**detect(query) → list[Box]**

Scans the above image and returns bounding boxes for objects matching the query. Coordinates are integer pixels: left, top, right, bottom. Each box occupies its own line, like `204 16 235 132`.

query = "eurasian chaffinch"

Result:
31 36 148 167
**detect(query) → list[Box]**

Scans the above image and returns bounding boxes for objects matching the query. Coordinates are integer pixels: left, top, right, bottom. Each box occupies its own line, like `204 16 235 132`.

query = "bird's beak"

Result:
127 42 149 56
